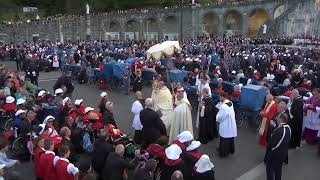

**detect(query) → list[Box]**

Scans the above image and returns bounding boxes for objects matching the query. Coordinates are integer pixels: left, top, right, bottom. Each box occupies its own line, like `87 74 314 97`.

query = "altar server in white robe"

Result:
169 92 193 142
131 91 144 144
216 92 237 158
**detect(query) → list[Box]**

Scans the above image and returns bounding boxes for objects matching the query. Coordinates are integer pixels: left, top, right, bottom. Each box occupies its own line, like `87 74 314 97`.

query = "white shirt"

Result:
131 100 143 130
57 157 79 176
216 101 237 138
0 152 17 168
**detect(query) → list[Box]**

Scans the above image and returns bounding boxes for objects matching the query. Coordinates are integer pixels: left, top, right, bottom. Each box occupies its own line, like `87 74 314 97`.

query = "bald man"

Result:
171 170 184 180
102 144 138 180
131 91 144 144
140 98 167 147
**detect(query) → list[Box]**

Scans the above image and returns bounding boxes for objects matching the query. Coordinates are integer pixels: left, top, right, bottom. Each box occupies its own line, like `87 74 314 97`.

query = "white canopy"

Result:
146 41 182 61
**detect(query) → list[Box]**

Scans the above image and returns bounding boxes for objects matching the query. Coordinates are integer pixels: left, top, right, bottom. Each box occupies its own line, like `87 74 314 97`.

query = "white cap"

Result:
62 97 70 106
43 115 55 124
0 164 6 170
100 92 107 98
165 144 182 160
15 109 26 116
38 90 46 97
231 70 236 74
280 65 286 71
177 131 193 143
54 88 64 96
186 141 201 151
195 155 214 173
6 96 15 104
84 107 94 114
16 98 26 105
75 99 83 106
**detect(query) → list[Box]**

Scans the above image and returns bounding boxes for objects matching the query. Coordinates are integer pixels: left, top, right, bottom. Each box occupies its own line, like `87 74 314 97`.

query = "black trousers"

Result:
16 61 22 71
219 137 235 157
266 161 283 180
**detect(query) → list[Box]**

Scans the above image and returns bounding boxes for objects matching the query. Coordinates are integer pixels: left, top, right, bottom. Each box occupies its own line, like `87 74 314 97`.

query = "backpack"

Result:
82 132 93 153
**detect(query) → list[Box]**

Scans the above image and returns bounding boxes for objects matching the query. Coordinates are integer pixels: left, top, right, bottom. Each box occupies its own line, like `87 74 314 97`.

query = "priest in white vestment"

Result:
151 81 174 131
216 92 237 158
169 92 193 142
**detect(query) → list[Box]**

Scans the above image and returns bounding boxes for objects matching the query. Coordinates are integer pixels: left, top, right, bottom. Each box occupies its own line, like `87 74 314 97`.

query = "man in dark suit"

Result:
265 113 291 180
288 90 303 149
53 70 74 97
92 129 114 180
140 98 167 147
133 159 158 180
102 144 139 180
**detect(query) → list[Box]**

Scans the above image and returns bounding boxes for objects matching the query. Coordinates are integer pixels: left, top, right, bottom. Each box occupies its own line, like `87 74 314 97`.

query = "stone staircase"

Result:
257 0 304 37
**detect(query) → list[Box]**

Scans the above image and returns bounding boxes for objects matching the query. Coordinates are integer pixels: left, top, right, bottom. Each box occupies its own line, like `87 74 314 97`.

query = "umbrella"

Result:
147 41 182 61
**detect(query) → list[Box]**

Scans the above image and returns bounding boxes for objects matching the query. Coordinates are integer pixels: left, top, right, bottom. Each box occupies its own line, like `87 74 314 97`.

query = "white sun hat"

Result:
186 141 201 151
16 98 26 105
38 90 46 97
100 92 107 98
84 107 94 114
43 115 55 124
177 131 193 143
165 144 182 160
15 109 26 116
62 97 70 106
54 88 64 96
38 124 46 135
6 96 15 104
75 99 83 106
195 155 214 173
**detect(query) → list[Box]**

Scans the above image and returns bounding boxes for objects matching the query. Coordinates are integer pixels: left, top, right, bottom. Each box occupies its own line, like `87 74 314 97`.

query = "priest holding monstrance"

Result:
152 81 174 132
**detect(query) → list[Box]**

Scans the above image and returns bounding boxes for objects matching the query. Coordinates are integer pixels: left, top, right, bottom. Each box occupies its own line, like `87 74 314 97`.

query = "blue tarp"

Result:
240 84 268 111
113 63 125 80
104 61 117 81
169 70 188 82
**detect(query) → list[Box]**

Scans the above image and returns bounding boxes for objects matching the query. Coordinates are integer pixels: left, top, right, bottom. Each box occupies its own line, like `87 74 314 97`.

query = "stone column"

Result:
218 14 224 35
120 18 126 40
241 12 248 36
139 18 144 40
158 17 163 40
85 4 91 40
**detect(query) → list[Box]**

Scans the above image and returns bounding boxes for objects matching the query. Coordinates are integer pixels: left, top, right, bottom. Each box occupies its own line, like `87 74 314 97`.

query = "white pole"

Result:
147 20 149 40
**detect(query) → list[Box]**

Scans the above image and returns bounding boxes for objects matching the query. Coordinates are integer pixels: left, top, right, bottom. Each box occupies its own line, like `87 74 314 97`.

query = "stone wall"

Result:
0 0 319 43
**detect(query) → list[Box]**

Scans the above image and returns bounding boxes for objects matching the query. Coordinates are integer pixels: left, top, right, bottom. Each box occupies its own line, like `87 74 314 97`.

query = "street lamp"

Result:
26 20 31 42
180 0 183 41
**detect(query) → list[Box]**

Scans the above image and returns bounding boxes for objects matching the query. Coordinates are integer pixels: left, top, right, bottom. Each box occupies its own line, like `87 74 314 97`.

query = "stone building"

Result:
0 0 319 43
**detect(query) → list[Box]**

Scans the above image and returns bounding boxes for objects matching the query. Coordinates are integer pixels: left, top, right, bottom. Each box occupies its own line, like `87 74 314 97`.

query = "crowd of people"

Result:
0 34 318 180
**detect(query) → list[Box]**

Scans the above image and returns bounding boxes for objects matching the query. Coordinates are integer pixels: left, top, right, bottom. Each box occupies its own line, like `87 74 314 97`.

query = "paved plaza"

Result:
2 61 318 180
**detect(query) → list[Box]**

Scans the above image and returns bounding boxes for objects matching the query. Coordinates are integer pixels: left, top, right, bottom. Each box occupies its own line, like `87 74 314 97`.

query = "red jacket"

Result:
2 103 16 111
39 151 58 180
55 158 78 180
34 147 45 177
